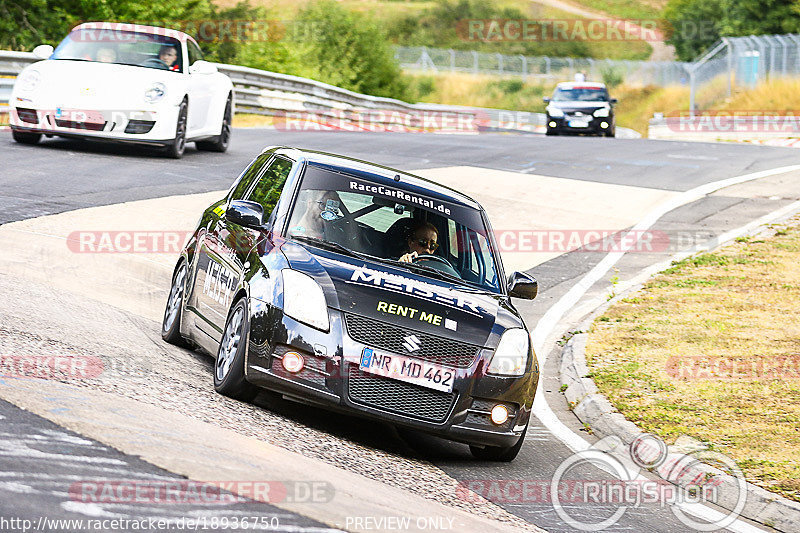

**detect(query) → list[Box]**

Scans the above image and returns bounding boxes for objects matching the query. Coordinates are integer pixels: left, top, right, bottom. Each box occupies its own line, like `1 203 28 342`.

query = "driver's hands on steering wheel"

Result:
398 251 418 263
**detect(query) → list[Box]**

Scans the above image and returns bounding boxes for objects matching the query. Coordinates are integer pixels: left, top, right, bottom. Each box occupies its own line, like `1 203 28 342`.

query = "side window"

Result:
230 153 272 201
247 157 294 217
187 41 203 66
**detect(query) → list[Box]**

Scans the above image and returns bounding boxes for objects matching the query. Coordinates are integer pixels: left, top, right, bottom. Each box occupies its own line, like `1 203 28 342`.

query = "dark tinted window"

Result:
230 153 272 200
552 87 609 102
247 157 293 217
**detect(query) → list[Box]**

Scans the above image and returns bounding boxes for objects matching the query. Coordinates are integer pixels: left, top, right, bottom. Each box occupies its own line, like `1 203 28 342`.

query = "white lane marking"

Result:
531 164 800 533
667 154 719 161
531 163 800 360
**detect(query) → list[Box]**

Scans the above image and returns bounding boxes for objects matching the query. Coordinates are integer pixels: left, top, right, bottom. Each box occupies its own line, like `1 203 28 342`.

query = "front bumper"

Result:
244 302 538 448
9 101 180 144
547 115 613 134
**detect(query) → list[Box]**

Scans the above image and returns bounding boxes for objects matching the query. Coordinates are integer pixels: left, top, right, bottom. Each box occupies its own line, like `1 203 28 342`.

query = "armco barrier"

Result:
0 50 639 137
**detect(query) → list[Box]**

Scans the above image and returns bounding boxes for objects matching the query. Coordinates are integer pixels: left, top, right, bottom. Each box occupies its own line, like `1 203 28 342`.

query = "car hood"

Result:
281 243 506 347
18 59 183 107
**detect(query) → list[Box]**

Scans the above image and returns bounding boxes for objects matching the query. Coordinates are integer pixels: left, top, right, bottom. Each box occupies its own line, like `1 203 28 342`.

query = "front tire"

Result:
469 425 527 462
196 94 232 153
162 261 188 346
214 298 259 402
165 99 188 159
545 128 558 136
12 129 42 144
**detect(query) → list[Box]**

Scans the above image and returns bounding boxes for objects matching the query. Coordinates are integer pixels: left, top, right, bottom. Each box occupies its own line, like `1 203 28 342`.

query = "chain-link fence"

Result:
688 34 800 113
395 46 692 87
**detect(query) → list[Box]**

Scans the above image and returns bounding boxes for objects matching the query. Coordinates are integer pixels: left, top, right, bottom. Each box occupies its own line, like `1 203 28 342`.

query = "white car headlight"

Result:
144 82 167 104
546 106 564 118
487 328 530 376
16 70 41 92
594 107 610 117
282 269 329 331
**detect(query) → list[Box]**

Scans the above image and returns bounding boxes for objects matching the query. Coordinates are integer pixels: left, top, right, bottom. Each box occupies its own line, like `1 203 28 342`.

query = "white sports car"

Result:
10 22 234 158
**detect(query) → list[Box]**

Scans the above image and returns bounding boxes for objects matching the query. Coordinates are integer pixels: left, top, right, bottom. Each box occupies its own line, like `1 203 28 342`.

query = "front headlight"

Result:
546 106 564 118
281 269 330 332
594 107 610 117
16 70 41 92
144 82 166 104
487 328 530 376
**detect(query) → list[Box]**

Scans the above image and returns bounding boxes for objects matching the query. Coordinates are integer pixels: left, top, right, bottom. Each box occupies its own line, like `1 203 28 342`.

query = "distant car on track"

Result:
9 22 233 158
544 81 617 137
162 146 540 460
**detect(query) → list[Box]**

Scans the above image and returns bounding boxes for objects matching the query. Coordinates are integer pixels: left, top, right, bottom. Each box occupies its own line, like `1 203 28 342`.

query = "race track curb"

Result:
559 214 800 532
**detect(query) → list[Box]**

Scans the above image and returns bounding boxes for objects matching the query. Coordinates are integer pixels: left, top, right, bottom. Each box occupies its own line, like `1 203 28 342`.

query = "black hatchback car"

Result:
162 147 539 460
544 81 617 137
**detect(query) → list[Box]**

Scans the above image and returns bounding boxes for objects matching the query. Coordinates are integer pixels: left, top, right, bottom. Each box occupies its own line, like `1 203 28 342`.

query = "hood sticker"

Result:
348 266 489 317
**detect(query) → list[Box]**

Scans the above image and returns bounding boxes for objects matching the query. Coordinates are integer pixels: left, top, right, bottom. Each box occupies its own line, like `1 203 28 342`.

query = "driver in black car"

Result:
399 220 438 263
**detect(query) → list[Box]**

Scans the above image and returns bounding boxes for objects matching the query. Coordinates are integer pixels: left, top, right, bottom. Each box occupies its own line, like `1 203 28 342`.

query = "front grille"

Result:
16 108 38 124
348 365 456 423
344 314 479 368
55 119 106 131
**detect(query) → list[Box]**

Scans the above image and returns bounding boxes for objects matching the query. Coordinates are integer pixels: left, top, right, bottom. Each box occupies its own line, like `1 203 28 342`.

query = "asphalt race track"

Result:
3 128 800 532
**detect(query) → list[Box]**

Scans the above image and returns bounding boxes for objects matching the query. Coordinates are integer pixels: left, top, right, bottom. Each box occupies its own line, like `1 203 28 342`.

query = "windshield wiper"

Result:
290 235 367 260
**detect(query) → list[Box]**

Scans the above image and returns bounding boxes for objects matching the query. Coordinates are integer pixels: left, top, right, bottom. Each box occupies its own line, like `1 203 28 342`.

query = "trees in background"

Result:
664 0 800 61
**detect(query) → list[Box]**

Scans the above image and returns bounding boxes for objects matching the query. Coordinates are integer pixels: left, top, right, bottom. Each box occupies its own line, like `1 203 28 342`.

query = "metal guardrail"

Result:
0 50 639 137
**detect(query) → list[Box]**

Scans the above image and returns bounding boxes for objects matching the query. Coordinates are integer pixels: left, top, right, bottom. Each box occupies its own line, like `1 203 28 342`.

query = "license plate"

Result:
359 348 454 393
568 119 589 128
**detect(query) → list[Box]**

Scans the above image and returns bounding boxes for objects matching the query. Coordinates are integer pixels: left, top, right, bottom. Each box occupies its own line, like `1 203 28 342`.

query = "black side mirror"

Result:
508 271 538 300
610 98 618 104
226 200 265 230
542 97 551 104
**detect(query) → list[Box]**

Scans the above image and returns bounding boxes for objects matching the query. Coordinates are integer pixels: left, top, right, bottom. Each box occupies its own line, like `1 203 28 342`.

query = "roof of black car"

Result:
269 147 482 210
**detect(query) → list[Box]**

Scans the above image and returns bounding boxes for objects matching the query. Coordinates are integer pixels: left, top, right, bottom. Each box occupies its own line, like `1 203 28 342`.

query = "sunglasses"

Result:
415 238 439 251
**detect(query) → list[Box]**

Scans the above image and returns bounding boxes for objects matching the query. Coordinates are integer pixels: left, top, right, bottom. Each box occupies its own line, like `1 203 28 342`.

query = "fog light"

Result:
282 351 305 373
490 404 509 425
600 121 609 129
548 121 556 128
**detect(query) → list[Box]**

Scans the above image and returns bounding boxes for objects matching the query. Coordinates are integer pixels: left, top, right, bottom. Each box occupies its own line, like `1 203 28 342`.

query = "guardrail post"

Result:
472 50 478 74
449 49 455 72
519 55 527 79
544 56 551 75
496 53 503 75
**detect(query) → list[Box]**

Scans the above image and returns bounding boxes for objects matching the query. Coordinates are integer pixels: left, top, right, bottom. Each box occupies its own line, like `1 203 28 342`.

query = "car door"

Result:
191 152 273 340
186 40 212 134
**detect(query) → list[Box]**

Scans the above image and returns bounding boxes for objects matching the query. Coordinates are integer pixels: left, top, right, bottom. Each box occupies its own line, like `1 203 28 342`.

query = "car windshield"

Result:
552 87 609 102
51 29 184 73
286 165 502 293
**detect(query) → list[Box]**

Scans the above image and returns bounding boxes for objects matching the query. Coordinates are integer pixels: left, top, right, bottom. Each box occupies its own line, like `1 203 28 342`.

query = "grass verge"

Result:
585 216 800 502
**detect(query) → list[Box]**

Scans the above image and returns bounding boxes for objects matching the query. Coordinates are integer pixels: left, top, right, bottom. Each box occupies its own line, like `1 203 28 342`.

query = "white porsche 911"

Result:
10 22 234 158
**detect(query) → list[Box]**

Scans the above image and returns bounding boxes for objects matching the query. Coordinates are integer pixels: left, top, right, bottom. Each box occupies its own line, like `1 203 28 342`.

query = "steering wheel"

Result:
141 58 169 69
413 254 461 278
